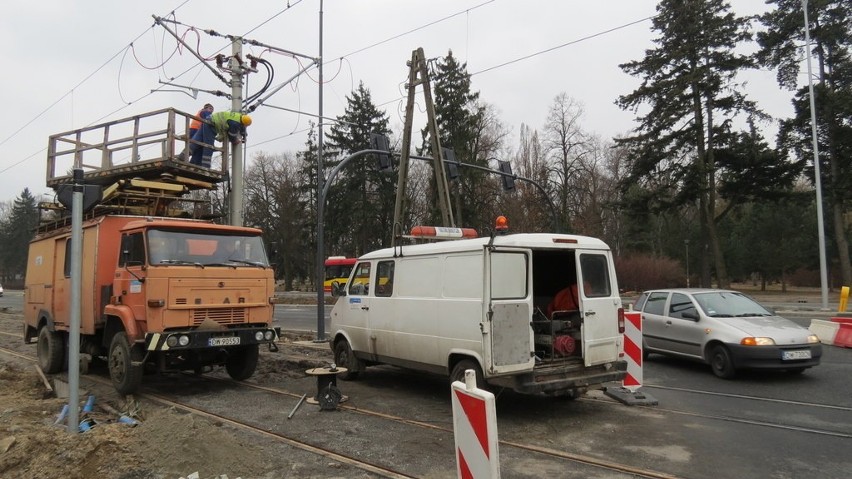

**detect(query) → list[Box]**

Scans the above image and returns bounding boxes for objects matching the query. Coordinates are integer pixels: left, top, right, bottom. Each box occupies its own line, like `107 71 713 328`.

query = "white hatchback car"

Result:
634 289 822 378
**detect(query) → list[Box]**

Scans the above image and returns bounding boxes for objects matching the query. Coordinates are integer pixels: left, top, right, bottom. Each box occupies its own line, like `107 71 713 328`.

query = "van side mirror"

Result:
331 281 346 297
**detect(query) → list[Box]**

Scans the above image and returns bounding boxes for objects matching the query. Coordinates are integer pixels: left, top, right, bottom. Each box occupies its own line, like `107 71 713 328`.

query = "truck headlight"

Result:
178 335 190 346
166 335 178 347
264 330 274 341
255 331 264 341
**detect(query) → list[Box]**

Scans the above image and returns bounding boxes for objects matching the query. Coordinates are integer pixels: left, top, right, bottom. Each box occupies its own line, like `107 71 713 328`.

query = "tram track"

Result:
0 344 679 479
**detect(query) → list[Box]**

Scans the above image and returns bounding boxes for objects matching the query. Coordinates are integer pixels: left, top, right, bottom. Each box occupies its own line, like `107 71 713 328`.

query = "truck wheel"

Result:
37 326 65 374
708 344 736 379
225 345 259 381
450 359 487 390
109 332 144 395
333 339 363 380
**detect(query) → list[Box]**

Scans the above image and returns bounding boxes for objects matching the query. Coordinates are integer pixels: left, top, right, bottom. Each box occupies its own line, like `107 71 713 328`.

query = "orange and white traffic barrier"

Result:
622 311 643 390
451 369 500 479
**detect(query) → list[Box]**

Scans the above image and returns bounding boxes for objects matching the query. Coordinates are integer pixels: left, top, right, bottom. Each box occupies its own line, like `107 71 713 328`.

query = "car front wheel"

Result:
708 344 736 379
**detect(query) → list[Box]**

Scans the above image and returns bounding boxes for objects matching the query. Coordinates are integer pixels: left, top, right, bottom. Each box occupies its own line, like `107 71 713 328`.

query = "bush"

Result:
615 254 685 293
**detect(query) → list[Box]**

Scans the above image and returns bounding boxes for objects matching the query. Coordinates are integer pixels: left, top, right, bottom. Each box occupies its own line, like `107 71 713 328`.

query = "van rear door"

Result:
577 251 621 366
484 248 535 375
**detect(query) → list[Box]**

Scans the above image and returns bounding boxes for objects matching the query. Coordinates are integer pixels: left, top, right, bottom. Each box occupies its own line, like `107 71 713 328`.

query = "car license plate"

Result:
209 337 240 347
782 350 811 360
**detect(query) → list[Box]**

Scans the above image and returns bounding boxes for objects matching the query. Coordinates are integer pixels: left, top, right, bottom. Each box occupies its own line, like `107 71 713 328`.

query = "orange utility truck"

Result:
23 109 278 394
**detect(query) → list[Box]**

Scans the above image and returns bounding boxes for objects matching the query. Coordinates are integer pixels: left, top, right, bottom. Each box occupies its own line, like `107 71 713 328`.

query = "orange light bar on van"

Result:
552 238 578 244
410 226 478 239
495 216 509 232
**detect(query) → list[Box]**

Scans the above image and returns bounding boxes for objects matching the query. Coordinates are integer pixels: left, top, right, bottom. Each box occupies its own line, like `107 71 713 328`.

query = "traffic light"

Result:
370 133 392 172
442 147 460 180
497 160 515 191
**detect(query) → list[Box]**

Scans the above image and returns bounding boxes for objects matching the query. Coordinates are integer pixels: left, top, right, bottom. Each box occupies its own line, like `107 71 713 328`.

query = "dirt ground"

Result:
0 310 346 479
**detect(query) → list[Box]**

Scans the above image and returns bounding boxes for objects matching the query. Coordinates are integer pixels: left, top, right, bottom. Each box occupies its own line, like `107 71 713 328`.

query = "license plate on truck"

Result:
209 337 240 347
782 350 811 360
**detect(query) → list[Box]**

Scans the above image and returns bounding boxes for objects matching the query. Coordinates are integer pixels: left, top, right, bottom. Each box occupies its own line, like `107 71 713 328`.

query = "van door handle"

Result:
585 311 596 316
361 306 369 311
665 320 672 325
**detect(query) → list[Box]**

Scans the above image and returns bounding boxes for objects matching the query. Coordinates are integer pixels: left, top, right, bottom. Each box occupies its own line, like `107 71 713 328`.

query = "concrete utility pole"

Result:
229 38 245 227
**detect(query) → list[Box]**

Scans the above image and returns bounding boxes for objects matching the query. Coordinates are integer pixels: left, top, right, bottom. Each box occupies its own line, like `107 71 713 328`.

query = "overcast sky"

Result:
0 0 796 204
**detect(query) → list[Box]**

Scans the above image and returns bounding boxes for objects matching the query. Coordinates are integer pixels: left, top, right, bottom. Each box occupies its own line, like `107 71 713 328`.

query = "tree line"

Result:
2 0 849 293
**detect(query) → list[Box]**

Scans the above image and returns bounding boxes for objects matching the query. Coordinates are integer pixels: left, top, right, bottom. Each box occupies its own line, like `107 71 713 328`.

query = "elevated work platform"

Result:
37 108 231 232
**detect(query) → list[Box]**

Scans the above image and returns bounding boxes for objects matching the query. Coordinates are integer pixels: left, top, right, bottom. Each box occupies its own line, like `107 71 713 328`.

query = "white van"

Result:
328 230 627 398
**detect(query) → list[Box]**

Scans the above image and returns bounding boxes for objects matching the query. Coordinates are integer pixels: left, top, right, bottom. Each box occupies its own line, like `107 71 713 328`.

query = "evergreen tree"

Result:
1 189 39 282
426 51 489 230
616 0 756 288
756 0 852 285
325 82 393 255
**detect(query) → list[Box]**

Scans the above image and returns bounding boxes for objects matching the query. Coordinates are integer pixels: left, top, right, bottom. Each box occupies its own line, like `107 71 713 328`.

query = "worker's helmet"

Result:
241 114 252 126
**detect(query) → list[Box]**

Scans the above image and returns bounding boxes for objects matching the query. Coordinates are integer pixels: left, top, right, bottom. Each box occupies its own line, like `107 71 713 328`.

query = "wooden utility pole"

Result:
391 48 454 247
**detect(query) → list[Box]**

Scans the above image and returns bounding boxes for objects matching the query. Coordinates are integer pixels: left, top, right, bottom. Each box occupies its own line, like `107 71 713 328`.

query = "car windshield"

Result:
692 292 772 318
147 229 270 267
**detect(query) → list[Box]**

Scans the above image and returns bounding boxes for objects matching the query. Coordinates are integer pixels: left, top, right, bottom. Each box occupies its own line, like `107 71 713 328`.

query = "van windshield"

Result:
147 229 270 267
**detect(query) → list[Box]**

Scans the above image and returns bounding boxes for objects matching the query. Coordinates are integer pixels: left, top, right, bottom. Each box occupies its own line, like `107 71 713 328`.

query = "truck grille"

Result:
192 308 247 325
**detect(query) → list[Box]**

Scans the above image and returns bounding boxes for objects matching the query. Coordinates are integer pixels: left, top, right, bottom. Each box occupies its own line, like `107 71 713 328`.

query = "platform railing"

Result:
46 108 228 185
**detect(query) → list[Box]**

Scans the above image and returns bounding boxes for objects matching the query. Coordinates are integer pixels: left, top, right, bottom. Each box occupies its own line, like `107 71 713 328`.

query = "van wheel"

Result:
450 359 487 390
708 344 736 379
37 327 65 374
109 332 144 395
333 340 363 380
226 345 259 381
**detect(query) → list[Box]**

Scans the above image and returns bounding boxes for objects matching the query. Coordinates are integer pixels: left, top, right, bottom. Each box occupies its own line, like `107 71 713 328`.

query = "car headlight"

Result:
807 334 820 344
255 331 264 341
740 337 775 346
178 335 190 346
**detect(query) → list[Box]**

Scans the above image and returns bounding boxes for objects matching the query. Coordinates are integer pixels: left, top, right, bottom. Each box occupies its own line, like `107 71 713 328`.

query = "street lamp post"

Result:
802 0 829 309
685 239 690 288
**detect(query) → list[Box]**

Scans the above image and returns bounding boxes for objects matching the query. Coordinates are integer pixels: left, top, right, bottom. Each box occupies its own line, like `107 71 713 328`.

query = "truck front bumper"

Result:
145 327 279 351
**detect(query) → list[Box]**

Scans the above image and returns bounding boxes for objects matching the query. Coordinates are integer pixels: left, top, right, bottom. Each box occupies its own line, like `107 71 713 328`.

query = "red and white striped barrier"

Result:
451 369 500 479
622 311 643 390
810 317 852 348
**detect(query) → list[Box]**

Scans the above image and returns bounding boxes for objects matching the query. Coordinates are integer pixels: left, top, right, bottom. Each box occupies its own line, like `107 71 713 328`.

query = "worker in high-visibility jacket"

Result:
188 103 214 139
190 111 252 168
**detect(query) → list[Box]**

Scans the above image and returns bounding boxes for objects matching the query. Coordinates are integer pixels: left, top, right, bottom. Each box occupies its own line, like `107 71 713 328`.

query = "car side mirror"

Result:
682 309 699 321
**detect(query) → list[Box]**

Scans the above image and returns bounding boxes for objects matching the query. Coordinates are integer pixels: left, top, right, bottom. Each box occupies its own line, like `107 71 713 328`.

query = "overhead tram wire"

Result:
334 0 496 61
470 15 654 77
0 0 193 171
371 14 656 110
3 0 304 170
